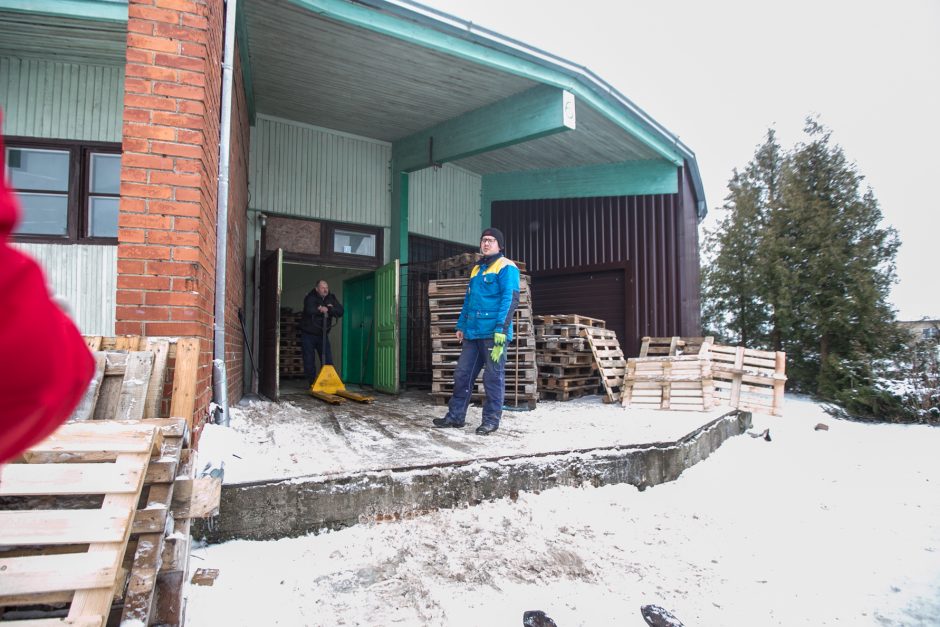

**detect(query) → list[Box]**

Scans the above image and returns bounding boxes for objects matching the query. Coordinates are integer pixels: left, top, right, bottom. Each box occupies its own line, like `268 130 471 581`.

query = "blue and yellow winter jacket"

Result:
456 253 521 341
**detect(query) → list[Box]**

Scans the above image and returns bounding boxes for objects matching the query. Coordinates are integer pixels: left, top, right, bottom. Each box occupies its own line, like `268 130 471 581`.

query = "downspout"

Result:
213 0 237 426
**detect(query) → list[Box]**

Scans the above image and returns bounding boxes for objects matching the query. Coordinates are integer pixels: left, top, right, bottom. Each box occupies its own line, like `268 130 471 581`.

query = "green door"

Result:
341 273 375 386
374 260 400 394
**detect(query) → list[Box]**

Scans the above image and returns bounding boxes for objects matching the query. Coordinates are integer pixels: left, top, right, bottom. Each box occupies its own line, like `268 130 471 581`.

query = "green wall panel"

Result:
408 163 481 247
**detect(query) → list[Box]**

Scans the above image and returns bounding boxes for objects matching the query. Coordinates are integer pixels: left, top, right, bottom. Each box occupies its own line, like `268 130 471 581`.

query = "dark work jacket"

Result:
300 291 344 334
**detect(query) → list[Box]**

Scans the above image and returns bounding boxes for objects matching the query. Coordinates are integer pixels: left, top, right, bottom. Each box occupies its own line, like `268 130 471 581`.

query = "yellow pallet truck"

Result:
309 312 374 404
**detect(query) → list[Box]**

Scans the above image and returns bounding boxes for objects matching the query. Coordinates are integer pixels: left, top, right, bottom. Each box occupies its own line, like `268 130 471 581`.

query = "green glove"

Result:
490 332 507 362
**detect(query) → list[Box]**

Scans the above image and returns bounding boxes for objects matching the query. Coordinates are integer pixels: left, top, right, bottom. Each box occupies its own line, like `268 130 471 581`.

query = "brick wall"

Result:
118 0 224 429
225 43 250 403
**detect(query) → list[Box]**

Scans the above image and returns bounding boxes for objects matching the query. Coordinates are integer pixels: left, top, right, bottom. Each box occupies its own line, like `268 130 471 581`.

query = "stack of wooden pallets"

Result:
1 335 219 625
279 310 304 379
428 271 538 409
535 314 604 401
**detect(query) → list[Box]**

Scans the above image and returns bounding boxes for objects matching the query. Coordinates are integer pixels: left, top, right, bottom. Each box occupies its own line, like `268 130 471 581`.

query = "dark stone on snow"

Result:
523 609 558 626
640 604 685 627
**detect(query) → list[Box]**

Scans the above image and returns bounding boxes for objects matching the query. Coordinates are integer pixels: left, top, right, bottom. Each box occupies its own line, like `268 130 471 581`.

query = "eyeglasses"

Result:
480 237 498 244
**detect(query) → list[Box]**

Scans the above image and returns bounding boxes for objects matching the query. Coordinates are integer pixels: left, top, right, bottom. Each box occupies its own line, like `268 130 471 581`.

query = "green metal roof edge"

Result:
0 0 127 22
235 3 257 124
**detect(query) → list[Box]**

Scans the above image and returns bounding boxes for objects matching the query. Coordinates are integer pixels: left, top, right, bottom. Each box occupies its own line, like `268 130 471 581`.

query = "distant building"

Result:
898 319 940 343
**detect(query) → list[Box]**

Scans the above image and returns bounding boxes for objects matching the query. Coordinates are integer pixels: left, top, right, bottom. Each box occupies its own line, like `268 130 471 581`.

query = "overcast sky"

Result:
418 0 940 320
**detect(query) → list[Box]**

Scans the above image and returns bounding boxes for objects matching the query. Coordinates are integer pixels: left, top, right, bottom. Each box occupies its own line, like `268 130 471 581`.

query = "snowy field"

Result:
185 397 940 626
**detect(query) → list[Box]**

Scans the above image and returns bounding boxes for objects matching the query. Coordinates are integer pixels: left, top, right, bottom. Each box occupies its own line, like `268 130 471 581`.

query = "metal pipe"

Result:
213 0 238 426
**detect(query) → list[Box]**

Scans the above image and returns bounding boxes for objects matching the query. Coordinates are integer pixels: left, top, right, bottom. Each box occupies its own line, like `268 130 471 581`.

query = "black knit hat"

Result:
481 227 505 251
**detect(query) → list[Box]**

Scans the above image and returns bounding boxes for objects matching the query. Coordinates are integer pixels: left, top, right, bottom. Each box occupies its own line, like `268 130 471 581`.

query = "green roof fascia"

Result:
480 159 678 225
235 3 257 124
287 0 685 168
0 0 127 21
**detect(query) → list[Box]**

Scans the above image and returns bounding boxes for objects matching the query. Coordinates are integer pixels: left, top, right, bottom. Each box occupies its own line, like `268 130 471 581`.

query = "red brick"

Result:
173 217 201 231
119 214 173 229
120 305 172 321
148 229 200 246
145 291 200 306
151 111 202 130
127 63 178 82
126 48 154 65
116 321 145 336
178 70 205 87
124 77 153 95
180 13 208 29
125 93 177 112
119 228 146 243
174 158 201 174
180 42 206 59
151 200 201 217
153 82 202 100
177 100 205 116
151 141 201 159
124 122 176 141
120 198 148 213
122 153 173 170
176 129 204 145
129 4 181 24
117 275 172 290
127 19 155 35
174 188 201 202
154 23 203 43
121 182 174 199
169 307 203 322
123 137 150 153
127 33 180 54
117 260 146 275
172 246 200 262
146 260 197 276
121 167 148 183
120 244 172 260
144 322 203 337
154 51 204 73
154 0 200 14
117 289 145 305
123 108 152 124
150 171 201 188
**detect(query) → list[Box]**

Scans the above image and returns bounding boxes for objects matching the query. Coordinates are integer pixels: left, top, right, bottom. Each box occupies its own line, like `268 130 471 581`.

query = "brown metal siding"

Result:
494 192 699 358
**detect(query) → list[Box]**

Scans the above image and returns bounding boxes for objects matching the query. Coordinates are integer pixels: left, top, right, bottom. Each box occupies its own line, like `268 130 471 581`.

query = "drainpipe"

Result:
213 0 238 426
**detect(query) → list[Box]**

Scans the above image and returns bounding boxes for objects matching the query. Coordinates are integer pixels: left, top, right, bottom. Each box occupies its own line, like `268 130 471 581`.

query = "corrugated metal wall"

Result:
13 243 117 335
250 115 391 226
493 192 699 358
0 56 124 142
408 164 481 246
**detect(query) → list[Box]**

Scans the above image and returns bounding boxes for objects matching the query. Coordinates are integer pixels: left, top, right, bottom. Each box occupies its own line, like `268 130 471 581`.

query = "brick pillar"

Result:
118 0 224 427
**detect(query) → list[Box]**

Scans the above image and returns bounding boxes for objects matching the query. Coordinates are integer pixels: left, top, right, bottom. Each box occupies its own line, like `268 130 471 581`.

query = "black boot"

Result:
475 423 498 435
432 418 464 428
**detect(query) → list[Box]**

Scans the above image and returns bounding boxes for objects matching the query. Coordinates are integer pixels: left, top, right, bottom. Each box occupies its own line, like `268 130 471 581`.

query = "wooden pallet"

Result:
581 327 627 403
535 314 605 328
638 336 714 358
708 344 786 416
621 355 713 411
0 421 158 626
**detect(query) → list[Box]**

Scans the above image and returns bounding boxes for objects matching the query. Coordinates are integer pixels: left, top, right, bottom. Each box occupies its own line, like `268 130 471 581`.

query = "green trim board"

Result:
0 0 127 21
287 0 684 167
392 85 576 173
480 159 678 224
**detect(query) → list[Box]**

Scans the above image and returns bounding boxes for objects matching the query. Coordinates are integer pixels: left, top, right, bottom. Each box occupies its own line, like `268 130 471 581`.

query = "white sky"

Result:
418 0 940 320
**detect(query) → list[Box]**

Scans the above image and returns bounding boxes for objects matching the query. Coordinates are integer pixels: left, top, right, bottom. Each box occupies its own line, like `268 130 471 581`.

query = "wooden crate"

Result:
708 344 787 416
621 355 714 411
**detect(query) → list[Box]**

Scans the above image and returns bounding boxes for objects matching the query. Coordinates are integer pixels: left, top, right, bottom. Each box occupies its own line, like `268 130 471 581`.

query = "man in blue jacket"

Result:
433 227 520 435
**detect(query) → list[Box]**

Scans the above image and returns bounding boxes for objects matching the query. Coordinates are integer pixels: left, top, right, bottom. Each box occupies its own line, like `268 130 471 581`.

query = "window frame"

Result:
6 136 122 244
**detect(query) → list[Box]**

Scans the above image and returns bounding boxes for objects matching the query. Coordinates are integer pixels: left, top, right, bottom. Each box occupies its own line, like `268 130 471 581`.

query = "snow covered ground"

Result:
185 397 940 626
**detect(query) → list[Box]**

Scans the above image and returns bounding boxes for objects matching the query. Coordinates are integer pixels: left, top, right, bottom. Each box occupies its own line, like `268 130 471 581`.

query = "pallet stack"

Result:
535 314 604 401
428 268 538 410
279 309 304 379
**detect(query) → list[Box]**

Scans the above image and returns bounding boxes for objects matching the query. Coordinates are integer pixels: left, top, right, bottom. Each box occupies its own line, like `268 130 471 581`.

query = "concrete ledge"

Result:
195 410 751 543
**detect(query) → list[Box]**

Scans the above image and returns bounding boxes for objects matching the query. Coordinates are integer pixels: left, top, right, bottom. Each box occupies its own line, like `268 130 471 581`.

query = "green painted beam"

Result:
287 0 684 166
481 160 678 225
0 0 127 21
392 85 575 174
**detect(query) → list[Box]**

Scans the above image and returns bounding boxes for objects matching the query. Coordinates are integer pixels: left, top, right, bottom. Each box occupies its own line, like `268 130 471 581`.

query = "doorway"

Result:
342 273 375 386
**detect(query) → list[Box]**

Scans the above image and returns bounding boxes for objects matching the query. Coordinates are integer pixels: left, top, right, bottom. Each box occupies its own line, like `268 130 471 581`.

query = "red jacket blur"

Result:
0 122 94 464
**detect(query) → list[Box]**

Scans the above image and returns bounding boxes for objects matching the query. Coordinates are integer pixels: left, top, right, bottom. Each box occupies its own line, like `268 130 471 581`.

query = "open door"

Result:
342 272 376 386
259 248 283 401
374 259 399 394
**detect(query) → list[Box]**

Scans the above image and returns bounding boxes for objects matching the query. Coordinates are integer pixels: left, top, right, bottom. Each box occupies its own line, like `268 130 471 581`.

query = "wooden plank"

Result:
113 335 142 351
143 339 170 419
6 618 103 626
115 351 154 421
0 460 145 496
169 337 200 429
70 353 107 422
24 423 157 456
84 336 103 351
121 532 164 625
0 550 120 597
0 509 131 545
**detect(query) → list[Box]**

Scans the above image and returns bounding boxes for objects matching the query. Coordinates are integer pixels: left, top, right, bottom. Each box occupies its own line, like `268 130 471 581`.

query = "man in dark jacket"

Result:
300 279 343 386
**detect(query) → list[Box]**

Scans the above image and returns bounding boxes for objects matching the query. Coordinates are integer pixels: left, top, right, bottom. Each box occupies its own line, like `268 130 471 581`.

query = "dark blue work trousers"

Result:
444 337 506 428
301 331 333 386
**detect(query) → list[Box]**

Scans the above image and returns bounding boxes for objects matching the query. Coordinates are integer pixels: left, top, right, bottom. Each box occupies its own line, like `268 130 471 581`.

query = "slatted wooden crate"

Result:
621 355 714 411
535 315 602 401
708 344 787 416
582 327 627 403
428 264 537 409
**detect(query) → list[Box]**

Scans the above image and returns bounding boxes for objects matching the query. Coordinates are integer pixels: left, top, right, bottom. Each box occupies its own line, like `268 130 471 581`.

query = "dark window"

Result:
5 138 121 243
